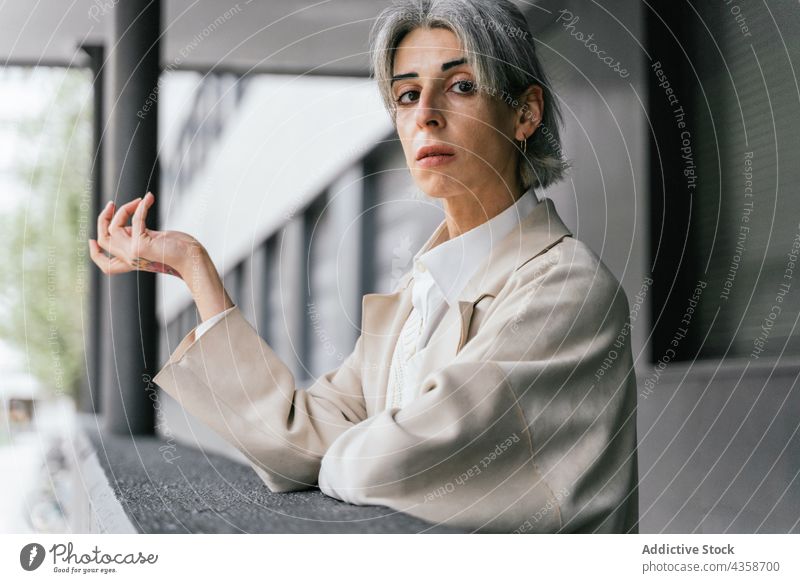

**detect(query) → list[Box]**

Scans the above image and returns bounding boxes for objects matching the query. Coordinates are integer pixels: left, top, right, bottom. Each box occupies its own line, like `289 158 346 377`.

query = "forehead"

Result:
393 27 468 72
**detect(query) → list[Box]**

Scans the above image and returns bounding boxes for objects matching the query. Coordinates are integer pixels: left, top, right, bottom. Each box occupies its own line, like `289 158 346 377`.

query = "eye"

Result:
451 79 476 94
396 89 419 105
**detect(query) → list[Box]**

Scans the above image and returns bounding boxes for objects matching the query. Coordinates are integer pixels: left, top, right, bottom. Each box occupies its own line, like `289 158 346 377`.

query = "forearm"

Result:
178 245 233 322
153 306 368 492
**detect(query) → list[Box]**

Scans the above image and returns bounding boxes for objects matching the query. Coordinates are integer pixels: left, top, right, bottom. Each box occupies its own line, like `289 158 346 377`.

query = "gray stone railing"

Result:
65 413 462 533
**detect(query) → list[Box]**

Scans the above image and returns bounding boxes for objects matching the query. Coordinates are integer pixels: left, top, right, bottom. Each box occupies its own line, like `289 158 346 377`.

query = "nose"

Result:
415 86 446 129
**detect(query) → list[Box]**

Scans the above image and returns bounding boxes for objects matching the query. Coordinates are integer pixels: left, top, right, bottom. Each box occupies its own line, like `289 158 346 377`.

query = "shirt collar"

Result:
412 187 540 307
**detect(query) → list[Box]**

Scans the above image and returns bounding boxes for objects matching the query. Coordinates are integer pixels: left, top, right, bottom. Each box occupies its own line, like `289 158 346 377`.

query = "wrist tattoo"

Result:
131 257 182 278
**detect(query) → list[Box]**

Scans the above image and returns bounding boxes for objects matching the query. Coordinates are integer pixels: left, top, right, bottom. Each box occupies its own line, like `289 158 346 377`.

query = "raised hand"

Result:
88 191 234 321
89 192 197 279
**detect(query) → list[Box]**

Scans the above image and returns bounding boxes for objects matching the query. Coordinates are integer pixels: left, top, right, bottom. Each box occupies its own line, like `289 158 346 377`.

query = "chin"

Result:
411 171 462 199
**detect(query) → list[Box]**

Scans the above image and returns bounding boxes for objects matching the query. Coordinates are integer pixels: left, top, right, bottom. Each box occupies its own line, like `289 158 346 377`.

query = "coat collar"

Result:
411 187 540 308
392 196 572 302
359 196 573 413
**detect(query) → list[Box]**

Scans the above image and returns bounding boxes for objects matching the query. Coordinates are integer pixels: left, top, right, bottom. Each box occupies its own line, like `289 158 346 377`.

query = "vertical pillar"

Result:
79 44 104 415
646 1 697 363
102 0 161 435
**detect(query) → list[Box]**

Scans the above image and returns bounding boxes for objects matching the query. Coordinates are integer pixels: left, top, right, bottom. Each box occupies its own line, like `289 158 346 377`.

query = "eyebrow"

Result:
390 57 468 85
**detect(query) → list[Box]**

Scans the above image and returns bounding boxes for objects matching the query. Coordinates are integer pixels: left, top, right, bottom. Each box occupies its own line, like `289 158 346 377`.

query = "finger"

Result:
110 197 141 233
98 226 133 256
132 192 154 237
109 197 142 234
89 238 113 268
97 201 114 246
89 239 131 275
88 239 108 270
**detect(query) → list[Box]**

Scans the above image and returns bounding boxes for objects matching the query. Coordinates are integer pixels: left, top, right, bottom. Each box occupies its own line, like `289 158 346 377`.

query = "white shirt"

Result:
194 305 236 337
384 187 540 409
194 188 540 406
409 187 539 349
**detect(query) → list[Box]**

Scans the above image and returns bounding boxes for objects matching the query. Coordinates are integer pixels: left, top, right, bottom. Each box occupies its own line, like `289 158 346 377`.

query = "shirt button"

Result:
415 260 427 272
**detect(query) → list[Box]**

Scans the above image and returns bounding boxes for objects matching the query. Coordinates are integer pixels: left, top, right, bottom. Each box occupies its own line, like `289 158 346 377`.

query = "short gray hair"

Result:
370 0 571 191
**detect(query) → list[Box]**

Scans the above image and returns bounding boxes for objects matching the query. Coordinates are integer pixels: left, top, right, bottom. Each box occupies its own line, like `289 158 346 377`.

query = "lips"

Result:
415 144 456 161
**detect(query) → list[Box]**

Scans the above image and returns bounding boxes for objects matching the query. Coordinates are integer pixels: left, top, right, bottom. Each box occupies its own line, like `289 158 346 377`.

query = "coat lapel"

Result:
360 271 413 415
360 197 573 412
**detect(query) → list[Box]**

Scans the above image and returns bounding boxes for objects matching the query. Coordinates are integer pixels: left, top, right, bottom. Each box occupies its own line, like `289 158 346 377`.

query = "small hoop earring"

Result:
518 136 527 155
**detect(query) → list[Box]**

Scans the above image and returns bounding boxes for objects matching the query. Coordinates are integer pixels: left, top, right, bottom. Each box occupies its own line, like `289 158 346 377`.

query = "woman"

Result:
89 0 638 533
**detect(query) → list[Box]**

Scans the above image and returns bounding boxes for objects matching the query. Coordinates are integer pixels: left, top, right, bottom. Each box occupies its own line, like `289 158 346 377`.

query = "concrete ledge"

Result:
66 413 462 533
65 415 138 534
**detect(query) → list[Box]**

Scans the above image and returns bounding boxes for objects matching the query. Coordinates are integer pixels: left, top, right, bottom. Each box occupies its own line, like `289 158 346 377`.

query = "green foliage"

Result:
0 68 93 400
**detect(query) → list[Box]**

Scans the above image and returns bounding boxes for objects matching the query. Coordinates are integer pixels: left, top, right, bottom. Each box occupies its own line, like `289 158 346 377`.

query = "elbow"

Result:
318 447 399 505
246 447 322 493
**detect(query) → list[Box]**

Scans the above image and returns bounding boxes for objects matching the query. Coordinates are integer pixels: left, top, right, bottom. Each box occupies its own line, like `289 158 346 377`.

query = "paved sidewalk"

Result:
0 397 75 533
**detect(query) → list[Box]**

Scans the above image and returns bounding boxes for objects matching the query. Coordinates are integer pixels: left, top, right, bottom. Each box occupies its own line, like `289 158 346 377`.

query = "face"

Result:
391 27 537 201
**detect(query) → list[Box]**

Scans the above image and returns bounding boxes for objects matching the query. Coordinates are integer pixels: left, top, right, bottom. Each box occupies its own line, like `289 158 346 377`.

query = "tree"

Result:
0 68 92 400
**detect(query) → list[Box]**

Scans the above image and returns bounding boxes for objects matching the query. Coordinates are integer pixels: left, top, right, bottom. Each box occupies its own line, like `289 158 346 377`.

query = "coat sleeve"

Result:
317 243 639 533
153 306 368 492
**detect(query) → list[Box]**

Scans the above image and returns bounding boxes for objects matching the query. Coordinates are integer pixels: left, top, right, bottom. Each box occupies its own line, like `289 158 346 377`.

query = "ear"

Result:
514 84 544 142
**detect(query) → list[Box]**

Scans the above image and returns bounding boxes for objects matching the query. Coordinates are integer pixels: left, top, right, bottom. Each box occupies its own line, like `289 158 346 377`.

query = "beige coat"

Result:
153 197 639 533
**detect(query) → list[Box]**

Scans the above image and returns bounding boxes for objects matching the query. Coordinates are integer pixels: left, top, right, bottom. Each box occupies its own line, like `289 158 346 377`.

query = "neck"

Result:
441 183 525 239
